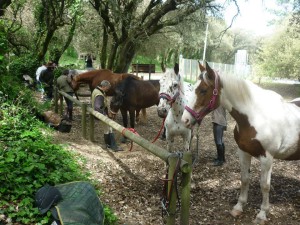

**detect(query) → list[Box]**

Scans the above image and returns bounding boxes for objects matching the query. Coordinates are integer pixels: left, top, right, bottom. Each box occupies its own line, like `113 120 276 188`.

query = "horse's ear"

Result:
198 61 206 72
205 62 215 81
174 63 179 75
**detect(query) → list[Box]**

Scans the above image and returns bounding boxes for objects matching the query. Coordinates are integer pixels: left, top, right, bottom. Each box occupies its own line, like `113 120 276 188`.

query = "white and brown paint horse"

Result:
181 62 300 224
157 64 194 152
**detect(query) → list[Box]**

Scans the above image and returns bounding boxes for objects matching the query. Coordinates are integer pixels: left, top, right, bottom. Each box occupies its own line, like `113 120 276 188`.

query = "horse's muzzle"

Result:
157 107 168 118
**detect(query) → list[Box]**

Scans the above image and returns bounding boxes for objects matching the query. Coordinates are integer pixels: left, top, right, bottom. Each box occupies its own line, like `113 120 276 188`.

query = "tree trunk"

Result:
100 24 108 69
0 0 11 16
37 28 55 62
114 40 136 73
107 42 118 70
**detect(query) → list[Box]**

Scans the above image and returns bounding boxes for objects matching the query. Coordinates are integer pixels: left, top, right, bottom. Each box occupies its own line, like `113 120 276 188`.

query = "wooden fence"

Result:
179 57 253 82
54 88 193 225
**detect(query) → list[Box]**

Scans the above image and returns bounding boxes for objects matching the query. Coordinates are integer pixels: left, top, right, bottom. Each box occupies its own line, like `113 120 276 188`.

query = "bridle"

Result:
184 71 220 124
159 91 180 107
159 77 182 107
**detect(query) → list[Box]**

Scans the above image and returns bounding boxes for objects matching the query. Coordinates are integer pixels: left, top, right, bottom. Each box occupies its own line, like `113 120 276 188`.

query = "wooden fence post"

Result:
59 95 63 116
81 103 87 139
54 88 58 113
166 155 178 225
148 64 151 80
90 114 94 142
180 152 192 225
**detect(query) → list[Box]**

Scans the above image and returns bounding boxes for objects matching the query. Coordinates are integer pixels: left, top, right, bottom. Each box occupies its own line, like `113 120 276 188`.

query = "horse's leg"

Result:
182 129 192 151
165 125 174 152
120 109 128 128
129 109 135 129
231 148 252 217
141 108 147 123
135 109 140 124
120 109 129 143
254 153 273 225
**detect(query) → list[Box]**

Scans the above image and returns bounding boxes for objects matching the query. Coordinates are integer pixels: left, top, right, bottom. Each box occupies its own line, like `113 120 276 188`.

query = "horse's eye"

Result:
200 89 207 95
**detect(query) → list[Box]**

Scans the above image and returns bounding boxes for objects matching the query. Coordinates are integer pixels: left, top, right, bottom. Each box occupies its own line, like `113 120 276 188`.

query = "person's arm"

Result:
94 95 107 115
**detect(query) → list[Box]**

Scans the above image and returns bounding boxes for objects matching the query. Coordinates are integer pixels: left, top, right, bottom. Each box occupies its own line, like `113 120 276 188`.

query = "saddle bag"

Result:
41 111 72 133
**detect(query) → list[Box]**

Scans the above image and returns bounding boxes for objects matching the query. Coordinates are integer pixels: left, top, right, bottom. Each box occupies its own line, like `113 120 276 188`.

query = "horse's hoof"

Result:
253 217 266 225
121 137 127 143
160 135 166 141
230 209 242 217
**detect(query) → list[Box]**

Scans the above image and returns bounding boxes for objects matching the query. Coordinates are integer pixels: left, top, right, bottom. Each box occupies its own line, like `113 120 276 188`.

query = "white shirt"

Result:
36 65 47 81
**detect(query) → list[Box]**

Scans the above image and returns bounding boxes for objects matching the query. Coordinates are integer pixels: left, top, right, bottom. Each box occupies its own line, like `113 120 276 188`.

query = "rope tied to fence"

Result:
151 117 166 143
160 153 182 218
121 128 139 151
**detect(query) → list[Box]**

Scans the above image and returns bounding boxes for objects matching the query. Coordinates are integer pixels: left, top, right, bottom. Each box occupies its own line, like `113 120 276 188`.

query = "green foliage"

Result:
255 17 300 79
8 54 39 80
0 75 88 223
103 205 118 225
0 74 119 224
0 20 8 75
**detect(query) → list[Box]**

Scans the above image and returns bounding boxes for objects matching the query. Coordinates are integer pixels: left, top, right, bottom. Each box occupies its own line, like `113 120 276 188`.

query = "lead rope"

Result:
121 128 139 151
192 124 200 166
151 117 166 143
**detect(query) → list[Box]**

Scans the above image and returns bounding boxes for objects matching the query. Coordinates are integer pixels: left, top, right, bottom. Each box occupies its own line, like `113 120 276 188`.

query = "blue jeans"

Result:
213 123 225 145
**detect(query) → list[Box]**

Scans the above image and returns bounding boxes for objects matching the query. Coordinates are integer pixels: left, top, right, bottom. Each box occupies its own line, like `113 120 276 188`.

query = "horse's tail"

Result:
141 108 147 123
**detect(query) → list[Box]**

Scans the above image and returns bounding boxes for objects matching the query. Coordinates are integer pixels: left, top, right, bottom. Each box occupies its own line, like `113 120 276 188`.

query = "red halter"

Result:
184 71 219 124
159 92 180 106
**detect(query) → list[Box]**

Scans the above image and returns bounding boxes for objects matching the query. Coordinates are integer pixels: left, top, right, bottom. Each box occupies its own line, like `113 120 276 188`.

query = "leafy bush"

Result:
0 90 88 224
8 54 39 81
0 75 119 224
0 21 9 76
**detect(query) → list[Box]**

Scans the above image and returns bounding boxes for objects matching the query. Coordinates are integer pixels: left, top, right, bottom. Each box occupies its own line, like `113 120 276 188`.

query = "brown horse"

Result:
110 76 160 130
70 69 140 96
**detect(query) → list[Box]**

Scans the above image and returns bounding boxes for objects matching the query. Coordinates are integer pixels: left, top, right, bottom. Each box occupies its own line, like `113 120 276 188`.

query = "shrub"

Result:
8 54 39 81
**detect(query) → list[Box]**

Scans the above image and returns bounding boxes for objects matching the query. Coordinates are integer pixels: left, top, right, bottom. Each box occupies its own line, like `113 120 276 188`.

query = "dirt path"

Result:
52 81 300 225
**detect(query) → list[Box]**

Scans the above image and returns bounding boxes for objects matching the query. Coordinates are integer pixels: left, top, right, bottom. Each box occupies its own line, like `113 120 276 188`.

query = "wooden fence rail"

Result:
54 88 192 225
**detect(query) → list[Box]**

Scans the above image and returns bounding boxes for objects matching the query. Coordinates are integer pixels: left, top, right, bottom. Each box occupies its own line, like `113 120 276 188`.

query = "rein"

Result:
151 117 166 143
184 72 219 124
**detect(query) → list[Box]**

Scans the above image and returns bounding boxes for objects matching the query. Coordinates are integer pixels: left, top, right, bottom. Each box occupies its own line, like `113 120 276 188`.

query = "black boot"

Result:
222 143 226 162
213 144 225 166
104 134 111 149
109 133 123 152
68 109 73 121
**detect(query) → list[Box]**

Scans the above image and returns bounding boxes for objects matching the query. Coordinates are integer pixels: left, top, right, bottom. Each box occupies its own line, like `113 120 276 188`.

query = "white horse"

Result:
157 64 194 152
181 62 300 224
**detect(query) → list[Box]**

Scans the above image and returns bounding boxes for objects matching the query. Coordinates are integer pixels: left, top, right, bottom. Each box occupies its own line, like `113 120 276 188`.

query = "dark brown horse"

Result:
110 76 160 129
70 69 140 96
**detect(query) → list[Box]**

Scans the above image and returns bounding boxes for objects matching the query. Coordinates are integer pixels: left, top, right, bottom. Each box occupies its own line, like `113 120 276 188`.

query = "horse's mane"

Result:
114 76 137 103
74 69 112 82
219 73 283 107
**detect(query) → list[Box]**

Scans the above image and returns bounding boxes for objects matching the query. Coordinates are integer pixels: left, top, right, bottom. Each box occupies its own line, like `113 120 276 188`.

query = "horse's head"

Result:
181 61 221 128
110 78 130 119
157 65 181 118
70 73 81 92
